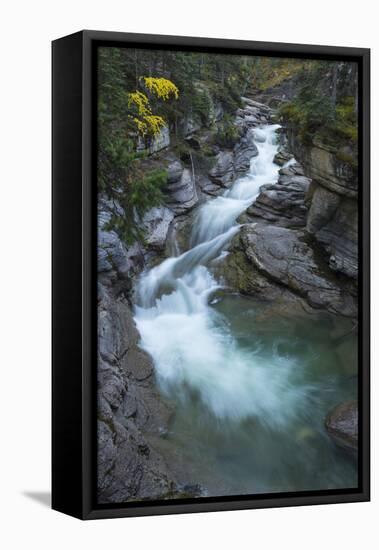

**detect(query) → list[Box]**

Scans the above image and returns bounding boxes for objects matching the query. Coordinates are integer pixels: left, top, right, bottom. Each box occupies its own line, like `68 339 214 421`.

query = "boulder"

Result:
247 173 311 228
167 158 183 183
274 147 294 166
325 400 358 451
98 229 131 279
223 223 357 317
208 151 235 188
279 162 304 177
142 206 174 250
234 97 274 131
241 97 273 115
233 128 258 175
235 114 259 130
198 175 224 197
166 159 198 214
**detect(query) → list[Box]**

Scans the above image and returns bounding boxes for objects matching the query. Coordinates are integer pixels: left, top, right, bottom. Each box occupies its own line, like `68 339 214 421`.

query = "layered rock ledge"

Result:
222 223 357 318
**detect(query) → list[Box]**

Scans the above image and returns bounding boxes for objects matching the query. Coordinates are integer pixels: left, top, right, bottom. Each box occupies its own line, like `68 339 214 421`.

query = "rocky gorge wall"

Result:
223 100 357 320
97 93 358 503
257 63 359 282
287 131 358 281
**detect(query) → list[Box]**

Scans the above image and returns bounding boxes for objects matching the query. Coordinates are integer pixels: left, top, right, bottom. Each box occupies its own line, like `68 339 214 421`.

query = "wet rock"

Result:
223 223 356 317
97 415 176 503
325 400 358 451
166 213 195 255
279 162 304 177
247 173 311 228
235 114 257 130
234 98 272 132
233 128 258 175
274 147 294 166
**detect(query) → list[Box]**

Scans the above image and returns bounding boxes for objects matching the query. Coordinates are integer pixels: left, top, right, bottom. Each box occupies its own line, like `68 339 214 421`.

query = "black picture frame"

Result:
52 30 370 520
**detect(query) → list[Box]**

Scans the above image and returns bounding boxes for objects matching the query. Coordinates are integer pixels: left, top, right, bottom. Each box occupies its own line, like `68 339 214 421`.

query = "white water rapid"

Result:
135 125 311 425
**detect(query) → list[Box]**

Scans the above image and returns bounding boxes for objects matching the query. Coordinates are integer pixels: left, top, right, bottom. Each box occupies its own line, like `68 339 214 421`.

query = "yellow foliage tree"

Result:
127 77 179 137
142 77 179 100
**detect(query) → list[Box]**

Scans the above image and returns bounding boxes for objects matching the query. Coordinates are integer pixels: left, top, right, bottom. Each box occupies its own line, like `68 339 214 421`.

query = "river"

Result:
134 124 358 497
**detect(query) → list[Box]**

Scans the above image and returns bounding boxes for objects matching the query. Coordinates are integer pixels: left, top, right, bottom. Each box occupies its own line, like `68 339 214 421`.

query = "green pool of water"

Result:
156 293 358 497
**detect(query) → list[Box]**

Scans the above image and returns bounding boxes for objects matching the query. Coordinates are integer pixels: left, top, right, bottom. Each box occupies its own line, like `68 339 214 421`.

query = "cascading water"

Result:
191 125 281 246
135 125 305 422
134 124 357 495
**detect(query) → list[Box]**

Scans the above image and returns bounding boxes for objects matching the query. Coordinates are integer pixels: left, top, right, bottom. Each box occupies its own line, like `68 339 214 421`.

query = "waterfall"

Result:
134 124 311 424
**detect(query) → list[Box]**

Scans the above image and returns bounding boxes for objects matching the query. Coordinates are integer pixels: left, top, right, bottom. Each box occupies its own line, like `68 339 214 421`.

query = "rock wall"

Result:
98 282 179 503
287 132 358 280
253 63 359 281
97 198 185 503
137 126 170 154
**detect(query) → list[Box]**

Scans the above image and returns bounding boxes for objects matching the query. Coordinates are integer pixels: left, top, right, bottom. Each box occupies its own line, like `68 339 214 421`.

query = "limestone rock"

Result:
142 206 174 250
233 128 258 175
234 97 273 132
98 198 144 282
223 223 356 317
325 400 358 451
208 151 235 188
287 137 357 198
274 147 293 166
97 281 180 504
247 173 311 228
286 130 358 280
137 126 170 154
166 160 198 214
279 162 304 177
307 185 358 279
